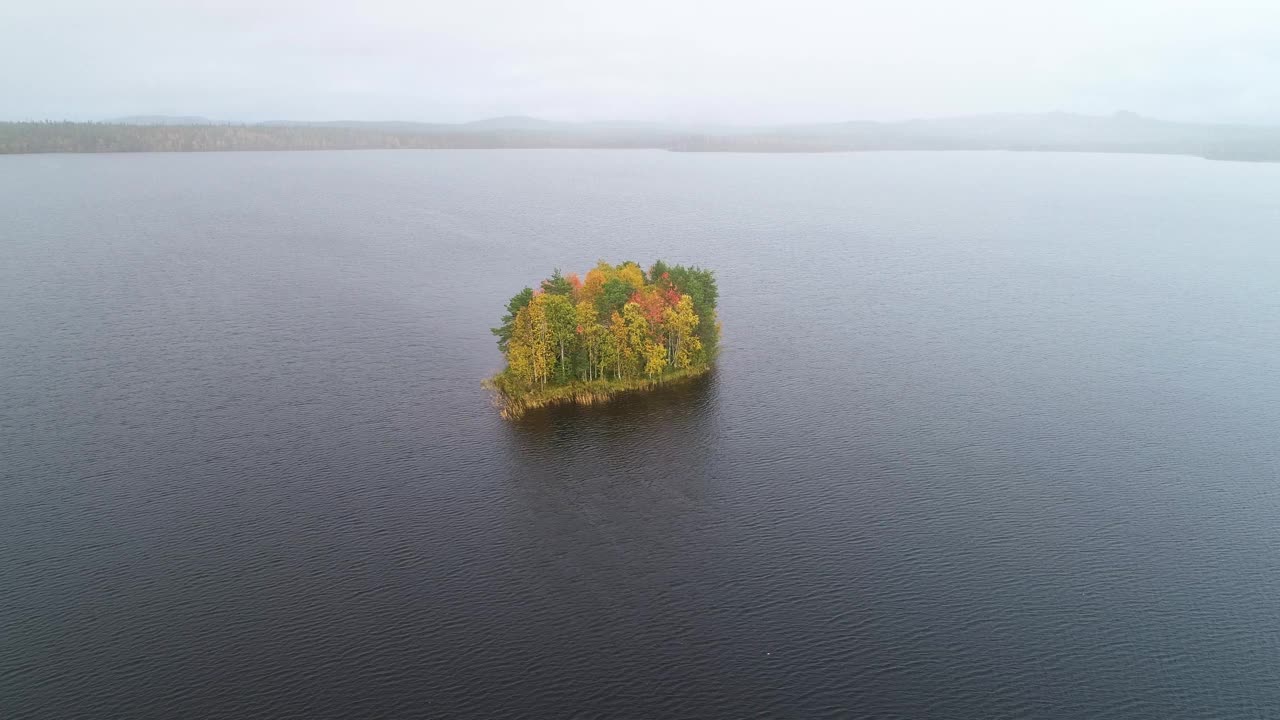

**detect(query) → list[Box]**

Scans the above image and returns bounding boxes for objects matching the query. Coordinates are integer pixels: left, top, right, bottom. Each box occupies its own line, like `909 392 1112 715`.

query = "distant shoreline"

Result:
3 113 1280 163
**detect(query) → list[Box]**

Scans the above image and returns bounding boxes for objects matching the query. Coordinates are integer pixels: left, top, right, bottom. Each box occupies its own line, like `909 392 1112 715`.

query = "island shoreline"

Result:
484 364 712 420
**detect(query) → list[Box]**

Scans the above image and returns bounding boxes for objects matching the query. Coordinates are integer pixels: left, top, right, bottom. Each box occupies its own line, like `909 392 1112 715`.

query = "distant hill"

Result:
458 115 565 131
669 112 1280 161
3 112 1280 162
257 120 453 133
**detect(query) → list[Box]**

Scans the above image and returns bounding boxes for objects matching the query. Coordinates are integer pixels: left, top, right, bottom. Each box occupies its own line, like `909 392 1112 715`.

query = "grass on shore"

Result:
483 365 711 419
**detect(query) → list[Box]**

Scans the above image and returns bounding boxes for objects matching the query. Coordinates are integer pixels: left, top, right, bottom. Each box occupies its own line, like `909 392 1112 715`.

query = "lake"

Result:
2 150 1279 718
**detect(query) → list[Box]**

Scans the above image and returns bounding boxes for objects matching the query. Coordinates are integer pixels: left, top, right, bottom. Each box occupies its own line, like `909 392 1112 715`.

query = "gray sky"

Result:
4 0 1279 124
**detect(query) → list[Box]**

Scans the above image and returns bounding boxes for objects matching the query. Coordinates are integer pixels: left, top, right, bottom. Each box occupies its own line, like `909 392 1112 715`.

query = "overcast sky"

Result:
4 0 1279 124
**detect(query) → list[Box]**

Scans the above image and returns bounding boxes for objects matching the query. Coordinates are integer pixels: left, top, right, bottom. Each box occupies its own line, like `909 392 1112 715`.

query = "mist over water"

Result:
3 150 1279 718
6 1 1279 124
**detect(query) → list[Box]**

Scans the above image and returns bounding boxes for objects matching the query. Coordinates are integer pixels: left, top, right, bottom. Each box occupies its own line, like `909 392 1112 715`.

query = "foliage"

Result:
596 277 634 319
662 294 702 368
542 293 578 381
487 260 720 415
540 268 574 297
491 287 534 353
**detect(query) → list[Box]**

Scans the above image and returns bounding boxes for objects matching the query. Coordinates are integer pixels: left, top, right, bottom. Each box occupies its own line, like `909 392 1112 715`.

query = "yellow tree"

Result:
609 309 630 380
542 293 577 382
617 262 645 290
644 340 669 379
580 261 612 306
598 315 619 380
506 336 535 387
575 300 607 381
506 305 538 386
526 295 555 387
661 294 702 368
621 301 650 379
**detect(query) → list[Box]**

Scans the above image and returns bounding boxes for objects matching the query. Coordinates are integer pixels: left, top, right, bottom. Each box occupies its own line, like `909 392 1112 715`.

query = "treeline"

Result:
0 122 666 154
490 261 719 395
12 114 1280 162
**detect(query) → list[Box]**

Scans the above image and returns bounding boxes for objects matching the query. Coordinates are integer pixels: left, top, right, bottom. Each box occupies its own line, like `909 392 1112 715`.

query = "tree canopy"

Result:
489 260 720 402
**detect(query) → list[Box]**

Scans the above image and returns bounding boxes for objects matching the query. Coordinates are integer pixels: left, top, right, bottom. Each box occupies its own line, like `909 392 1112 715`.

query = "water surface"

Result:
2 150 1279 718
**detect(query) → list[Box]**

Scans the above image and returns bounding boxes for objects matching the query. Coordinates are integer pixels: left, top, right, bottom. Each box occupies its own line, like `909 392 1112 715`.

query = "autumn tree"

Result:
505 325 535 386
665 265 719 357
575 300 607 381
528 298 555 387
542 293 578 381
608 309 630 379
580 262 611 306
508 298 555 388
616 261 645 289
644 340 669 379
662 294 702 368
598 314 620 380
620 301 651 380
493 260 719 394
630 285 672 326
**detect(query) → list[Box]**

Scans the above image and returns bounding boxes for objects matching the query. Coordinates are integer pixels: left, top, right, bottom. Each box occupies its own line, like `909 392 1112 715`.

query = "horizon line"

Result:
7 109 1274 129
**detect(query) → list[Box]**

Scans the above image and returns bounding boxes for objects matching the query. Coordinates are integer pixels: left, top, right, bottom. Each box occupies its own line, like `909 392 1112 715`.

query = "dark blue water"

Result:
3 150 1279 718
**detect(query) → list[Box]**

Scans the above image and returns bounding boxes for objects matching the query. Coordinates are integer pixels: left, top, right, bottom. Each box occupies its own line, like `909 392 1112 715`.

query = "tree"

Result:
491 287 533 352
596 276 633 318
541 268 574 296
609 304 629 379
575 300 607 381
616 261 645 289
542 293 578 381
665 265 719 358
662 294 702 368
620 301 650 380
494 260 721 393
630 285 671 326
506 329 535 386
525 296 555 387
580 261 611 306
506 301 552 388
599 312 621 380
644 340 669 379
649 260 671 283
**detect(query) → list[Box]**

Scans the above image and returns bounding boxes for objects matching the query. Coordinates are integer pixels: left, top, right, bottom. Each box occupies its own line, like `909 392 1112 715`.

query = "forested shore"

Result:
485 261 720 419
8 115 1280 161
0 121 665 154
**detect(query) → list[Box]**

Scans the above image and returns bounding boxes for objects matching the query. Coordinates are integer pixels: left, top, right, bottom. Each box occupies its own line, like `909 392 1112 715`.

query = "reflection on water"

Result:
494 371 731 691
499 370 722 546
497 372 724 569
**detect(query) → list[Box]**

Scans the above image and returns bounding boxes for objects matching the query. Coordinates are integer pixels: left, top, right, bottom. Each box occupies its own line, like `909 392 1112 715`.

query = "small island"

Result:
485 260 720 418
